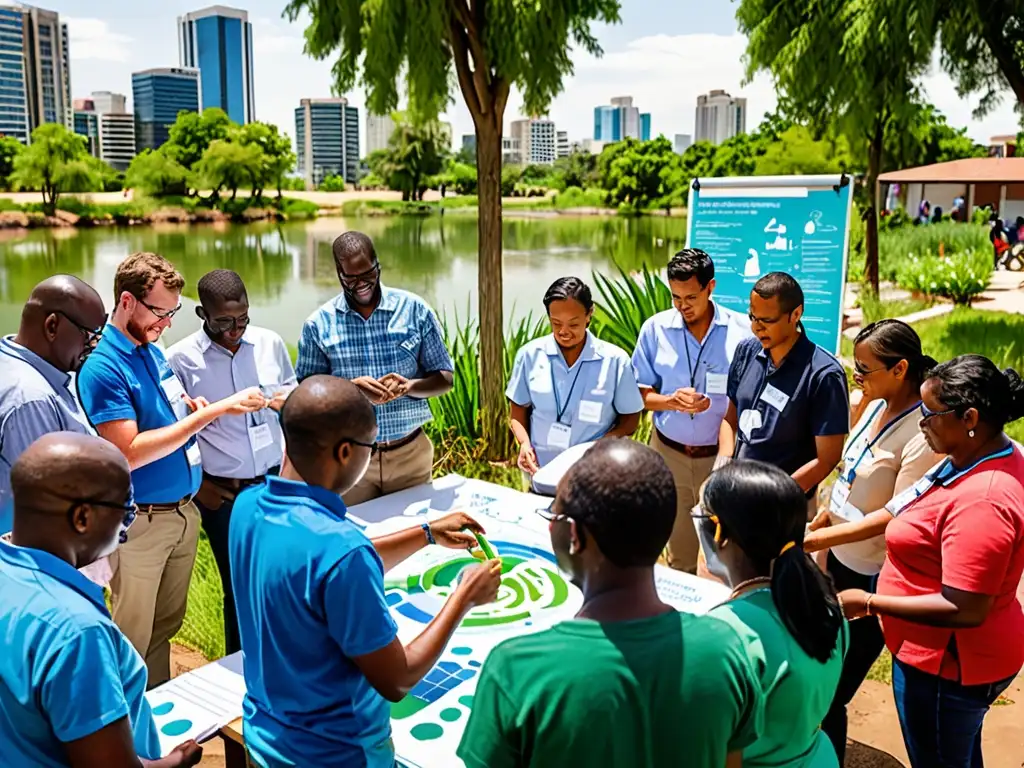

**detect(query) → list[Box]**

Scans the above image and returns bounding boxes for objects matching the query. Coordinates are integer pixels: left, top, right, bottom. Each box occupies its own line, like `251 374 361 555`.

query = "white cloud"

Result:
64 17 133 63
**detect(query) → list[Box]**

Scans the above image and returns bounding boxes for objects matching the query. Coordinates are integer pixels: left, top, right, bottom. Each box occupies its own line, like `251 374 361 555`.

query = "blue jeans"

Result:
892 657 1015 767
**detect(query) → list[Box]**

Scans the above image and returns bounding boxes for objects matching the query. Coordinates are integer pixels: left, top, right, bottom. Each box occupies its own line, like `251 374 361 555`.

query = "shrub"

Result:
277 197 320 219
591 264 672 351
553 186 607 209
895 248 992 305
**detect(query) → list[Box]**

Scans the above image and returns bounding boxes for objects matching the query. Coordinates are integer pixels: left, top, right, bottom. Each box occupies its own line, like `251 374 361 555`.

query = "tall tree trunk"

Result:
475 115 505 459
864 129 883 295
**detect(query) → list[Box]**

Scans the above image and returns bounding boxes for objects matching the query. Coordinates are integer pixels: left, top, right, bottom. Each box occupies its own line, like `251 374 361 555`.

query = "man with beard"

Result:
0 276 106 534
167 269 295 655
297 231 454 505
77 252 265 686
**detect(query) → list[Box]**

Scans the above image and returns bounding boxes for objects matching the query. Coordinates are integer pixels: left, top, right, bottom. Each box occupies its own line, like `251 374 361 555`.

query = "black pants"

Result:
821 552 886 764
194 495 241 656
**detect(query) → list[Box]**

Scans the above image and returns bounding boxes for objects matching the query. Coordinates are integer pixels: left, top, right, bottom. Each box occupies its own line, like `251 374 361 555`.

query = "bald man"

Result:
229 375 501 768
0 432 202 768
0 275 106 533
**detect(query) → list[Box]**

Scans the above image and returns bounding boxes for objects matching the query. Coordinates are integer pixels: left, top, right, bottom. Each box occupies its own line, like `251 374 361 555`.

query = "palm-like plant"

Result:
590 263 672 352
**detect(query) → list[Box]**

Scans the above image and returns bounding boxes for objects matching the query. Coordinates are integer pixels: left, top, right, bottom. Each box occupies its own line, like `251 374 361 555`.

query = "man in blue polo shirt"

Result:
632 248 753 572
77 251 265 686
0 432 201 768
230 375 501 768
719 272 849 514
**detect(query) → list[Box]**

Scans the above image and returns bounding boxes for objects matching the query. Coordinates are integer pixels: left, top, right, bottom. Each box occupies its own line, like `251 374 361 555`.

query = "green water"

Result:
0 214 686 345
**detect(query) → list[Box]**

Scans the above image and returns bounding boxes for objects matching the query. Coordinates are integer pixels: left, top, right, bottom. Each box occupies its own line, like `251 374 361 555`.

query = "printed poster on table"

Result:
687 174 855 354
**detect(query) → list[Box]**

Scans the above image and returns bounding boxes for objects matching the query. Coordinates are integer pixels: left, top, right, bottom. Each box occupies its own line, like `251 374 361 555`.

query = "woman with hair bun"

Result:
695 460 847 767
840 354 1024 768
803 319 942 761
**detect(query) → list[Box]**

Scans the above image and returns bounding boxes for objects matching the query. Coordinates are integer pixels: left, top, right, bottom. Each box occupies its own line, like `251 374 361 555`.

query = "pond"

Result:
0 214 687 345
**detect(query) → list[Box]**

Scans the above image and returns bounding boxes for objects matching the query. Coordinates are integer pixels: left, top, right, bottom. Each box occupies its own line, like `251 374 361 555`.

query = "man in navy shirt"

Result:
719 272 848 513
77 252 266 686
0 432 201 768
230 375 501 768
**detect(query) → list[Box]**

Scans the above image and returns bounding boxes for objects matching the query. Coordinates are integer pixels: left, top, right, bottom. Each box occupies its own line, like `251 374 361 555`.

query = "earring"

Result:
969 429 975 438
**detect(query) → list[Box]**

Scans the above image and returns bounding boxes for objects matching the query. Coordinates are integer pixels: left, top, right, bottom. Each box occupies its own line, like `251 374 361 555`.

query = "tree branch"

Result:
977 14 1024 104
448 16 484 117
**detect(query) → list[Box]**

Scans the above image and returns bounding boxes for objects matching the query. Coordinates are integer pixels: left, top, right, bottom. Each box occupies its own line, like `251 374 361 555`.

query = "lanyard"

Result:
551 359 585 425
891 443 1016 516
683 323 718 388
843 400 920 483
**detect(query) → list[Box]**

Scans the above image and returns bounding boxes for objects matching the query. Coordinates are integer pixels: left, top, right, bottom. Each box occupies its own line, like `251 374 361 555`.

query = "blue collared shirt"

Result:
506 332 644 468
77 325 202 504
0 541 161 766
167 326 295 479
728 333 849 479
296 285 454 443
229 476 399 768
632 303 754 447
0 337 95 532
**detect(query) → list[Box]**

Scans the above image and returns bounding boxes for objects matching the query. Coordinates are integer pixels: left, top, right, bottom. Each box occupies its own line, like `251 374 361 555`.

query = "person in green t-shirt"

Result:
457 438 765 768
694 460 849 767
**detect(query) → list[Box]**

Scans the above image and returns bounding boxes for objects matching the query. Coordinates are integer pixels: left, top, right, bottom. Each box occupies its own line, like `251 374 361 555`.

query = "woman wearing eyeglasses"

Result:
697 460 847 767
839 355 1024 768
801 320 941 762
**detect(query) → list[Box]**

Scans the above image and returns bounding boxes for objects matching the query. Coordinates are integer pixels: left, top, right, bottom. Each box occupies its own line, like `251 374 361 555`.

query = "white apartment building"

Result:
694 90 747 145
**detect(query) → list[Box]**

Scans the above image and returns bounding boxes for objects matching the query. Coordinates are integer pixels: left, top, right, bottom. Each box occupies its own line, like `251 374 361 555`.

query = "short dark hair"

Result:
928 354 1024 431
332 231 377 265
559 438 676 568
854 319 937 387
114 252 184 302
542 276 593 313
197 269 247 307
753 271 804 313
703 461 842 663
280 376 377 470
667 248 714 286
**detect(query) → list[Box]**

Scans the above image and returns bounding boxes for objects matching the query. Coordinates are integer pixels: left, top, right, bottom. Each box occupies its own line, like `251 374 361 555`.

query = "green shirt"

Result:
457 609 764 768
710 589 848 767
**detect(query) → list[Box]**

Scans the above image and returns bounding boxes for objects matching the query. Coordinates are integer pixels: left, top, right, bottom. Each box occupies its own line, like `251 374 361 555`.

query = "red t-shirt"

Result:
878 447 1024 685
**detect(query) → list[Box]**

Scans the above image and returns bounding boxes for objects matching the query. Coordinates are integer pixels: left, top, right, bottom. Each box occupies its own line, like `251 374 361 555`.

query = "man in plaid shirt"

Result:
296 231 454 505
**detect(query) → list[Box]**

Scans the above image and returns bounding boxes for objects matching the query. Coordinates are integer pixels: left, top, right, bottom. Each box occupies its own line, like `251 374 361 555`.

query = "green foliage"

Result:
11 124 103 215
318 174 347 192
501 165 520 197
237 121 297 200
450 162 478 195
895 248 992 304
191 139 262 201
0 136 23 190
552 186 608 209
598 136 680 211
125 149 189 197
381 119 448 201
554 151 599 190
165 108 232 171
276 197 320 219
590 264 673 351
754 126 854 176
877 222 991 281
885 103 987 169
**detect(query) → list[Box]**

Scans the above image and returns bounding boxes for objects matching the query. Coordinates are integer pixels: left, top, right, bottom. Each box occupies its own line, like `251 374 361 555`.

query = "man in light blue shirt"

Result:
632 249 753 572
0 275 106 533
167 269 295 655
0 432 201 768
296 231 454 506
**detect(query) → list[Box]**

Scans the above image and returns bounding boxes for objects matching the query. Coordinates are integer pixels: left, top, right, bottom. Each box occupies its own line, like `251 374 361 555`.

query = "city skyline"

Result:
35 0 1024 156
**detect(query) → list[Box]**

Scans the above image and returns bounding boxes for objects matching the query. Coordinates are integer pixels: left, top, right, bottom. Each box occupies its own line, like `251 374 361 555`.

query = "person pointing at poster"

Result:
631 249 752 572
718 272 849 516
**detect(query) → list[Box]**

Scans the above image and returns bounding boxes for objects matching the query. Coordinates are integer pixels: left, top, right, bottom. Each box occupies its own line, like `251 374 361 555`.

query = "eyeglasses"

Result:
53 310 104 346
748 312 785 326
854 362 889 377
690 504 722 544
140 299 182 320
535 502 587 546
207 315 250 334
68 496 138 543
334 437 379 456
919 402 957 421
337 264 381 287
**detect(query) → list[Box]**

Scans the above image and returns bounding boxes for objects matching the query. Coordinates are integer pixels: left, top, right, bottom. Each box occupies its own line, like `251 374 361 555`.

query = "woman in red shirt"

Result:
840 354 1024 768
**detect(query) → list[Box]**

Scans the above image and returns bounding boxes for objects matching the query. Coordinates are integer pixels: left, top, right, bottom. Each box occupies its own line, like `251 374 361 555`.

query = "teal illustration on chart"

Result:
687 175 854 354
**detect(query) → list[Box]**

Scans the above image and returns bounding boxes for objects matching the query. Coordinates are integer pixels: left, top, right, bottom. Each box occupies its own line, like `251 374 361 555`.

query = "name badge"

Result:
185 441 202 467
547 422 572 450
705 372 728 396
578 400 603 425
760 383 790 412
161 376 189 421
248 423 275 455
738 409 763 439
886 475 936 516
829 478 852 515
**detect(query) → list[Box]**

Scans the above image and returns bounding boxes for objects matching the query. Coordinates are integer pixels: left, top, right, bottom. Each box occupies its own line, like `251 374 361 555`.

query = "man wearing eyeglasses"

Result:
77 252 265 686
297 231 454 506
0 432 203 768
167 269 295 655
0 275 106 535
718 272 849 516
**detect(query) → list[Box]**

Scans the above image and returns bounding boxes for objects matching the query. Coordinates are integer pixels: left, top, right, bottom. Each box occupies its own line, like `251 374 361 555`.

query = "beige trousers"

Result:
651 432 717 574
110 501 201 688
343 430 435 507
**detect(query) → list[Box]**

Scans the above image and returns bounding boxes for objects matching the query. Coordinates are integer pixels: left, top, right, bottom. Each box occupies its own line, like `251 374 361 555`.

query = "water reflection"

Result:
0 214 686 345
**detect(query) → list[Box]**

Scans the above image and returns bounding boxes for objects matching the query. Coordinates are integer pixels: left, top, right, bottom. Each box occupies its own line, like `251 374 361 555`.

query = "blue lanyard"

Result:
898 443 1016 515
551 358 585 425
843 400 921 483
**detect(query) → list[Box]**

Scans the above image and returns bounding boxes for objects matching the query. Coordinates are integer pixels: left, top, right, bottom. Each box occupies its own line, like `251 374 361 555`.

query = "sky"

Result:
53 0 1021 153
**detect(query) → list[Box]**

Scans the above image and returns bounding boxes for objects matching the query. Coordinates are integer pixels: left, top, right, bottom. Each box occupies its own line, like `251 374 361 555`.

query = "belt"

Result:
204 467 279 493
378 428 422 453
655 430 719 459
140 496 193 518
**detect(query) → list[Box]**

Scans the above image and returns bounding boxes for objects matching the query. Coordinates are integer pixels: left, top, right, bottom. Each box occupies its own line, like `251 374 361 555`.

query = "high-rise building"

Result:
132 67 200 151
593 96 650 143
501 136 521 165
510 117 556 165
73 92 136 170
0 3 72 143
295 97 359 189
461 134 476 156
556 130 569 159
438 122 453 152
674 133 692 155
365 112 394 155
694 90 747 145
88 91 125 115
178 5 255 124
73 108 99 155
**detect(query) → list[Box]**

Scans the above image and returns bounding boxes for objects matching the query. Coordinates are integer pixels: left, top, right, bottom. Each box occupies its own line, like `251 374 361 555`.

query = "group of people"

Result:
0 234 1022 768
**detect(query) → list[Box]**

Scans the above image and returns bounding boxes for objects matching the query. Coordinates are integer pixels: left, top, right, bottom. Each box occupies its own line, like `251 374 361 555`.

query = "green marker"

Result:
473 531 498 560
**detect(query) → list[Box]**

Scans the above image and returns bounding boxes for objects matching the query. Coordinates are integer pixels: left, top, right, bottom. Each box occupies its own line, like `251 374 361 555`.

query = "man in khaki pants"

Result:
296 231 454 506
631 249 753 572
77 252 265 686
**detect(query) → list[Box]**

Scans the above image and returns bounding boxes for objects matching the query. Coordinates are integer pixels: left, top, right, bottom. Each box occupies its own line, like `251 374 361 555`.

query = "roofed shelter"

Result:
879 157 1024 222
